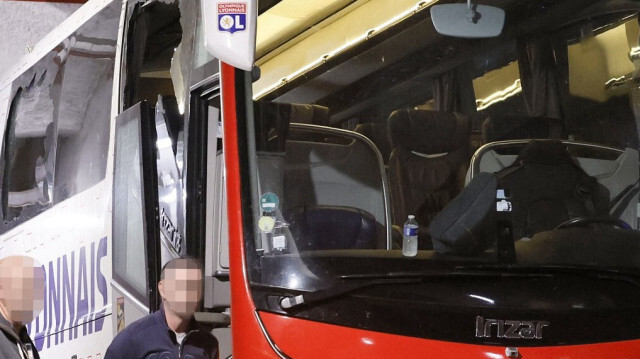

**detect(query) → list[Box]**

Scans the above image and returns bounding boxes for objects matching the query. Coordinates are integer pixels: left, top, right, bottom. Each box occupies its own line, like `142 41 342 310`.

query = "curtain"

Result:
517 35 564 119
433 70 460 112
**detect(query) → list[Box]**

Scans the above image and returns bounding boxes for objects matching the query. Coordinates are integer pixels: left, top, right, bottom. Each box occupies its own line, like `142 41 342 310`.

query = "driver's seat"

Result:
429 140 611 255
496 140 610 239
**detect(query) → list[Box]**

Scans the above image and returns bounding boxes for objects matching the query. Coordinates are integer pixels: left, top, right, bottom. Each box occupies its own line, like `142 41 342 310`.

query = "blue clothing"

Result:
104 306 217 359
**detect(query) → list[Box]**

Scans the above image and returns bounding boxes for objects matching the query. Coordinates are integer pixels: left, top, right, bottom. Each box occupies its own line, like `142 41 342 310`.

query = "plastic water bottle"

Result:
402 215 418 257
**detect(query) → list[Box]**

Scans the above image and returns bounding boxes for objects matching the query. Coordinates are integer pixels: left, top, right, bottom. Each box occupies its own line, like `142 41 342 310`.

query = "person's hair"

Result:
159 257 201 281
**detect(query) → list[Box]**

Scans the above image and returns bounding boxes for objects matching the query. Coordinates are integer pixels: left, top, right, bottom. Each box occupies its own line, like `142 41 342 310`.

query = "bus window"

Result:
191 5 218 88
565 18 640 149
1 53 58 231
53 6 119 203
123 1 192 115
0 3 119 233
473 61 523 113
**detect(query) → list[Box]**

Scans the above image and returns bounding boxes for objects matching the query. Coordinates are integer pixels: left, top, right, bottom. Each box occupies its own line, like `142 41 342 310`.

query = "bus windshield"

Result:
245 0 640 310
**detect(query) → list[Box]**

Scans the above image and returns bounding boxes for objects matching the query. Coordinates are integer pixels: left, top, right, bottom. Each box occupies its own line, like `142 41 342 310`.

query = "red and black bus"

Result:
223 0 640 357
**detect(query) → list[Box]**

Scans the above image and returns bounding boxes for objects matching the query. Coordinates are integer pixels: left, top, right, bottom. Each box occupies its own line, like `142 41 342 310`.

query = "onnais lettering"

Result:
27 237 109 351
475 316 549 339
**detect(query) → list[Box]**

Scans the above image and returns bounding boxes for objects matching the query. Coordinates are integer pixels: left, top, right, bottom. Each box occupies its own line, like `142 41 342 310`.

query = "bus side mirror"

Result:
201 0 257 71
431 1 504 38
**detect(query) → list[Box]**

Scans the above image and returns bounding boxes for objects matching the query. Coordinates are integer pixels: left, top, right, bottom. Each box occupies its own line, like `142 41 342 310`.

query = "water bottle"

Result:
402 215 418 256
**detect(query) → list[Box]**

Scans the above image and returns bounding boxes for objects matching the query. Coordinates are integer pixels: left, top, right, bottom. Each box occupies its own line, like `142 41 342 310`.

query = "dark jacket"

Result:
104 306 217 359
0 314 40 359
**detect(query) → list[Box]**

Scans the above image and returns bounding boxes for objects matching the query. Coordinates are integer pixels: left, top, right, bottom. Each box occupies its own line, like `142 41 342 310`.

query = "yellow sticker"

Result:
258 216 276 233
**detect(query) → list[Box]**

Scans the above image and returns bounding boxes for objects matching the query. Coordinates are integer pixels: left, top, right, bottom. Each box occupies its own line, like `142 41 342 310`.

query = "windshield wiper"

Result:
279 268 551 310
279 277 419 309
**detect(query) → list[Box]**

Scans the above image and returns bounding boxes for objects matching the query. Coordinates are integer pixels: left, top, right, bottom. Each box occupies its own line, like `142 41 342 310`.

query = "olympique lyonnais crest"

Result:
218 2 247 34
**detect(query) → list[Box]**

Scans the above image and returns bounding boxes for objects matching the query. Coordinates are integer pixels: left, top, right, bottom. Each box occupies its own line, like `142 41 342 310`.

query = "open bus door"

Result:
111 93 232 356
111 101 161 330
109 2 247 357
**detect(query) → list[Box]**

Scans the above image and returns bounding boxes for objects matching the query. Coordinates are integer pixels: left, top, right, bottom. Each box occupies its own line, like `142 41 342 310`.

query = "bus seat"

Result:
354 122 392 162
482 115 564 143
290 103 330 126
290 205 379 250
254 102 331 151
387 109 469 245
431 141 612 254
496 140 610 240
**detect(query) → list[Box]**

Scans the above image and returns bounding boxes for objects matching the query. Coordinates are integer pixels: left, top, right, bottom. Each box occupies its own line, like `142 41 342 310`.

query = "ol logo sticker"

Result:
218 2 247 34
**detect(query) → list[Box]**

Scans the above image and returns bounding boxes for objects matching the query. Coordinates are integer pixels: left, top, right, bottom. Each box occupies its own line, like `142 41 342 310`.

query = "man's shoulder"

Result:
114 311 165 341
0 315 20 359
105 311 166 358
0 332 20 359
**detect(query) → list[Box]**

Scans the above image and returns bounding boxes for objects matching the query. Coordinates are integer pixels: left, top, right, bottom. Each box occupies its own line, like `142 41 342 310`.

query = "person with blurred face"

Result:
105 257 218 359
0 255 45 359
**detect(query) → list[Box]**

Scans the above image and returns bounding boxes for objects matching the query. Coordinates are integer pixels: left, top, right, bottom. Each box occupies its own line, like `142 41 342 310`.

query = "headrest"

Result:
516 140 575 166
353 123 377 137
388 110 469 154
254 101 291 152
290 104 330 126
253 102 330 152
482 115 564 143
354 122 392 157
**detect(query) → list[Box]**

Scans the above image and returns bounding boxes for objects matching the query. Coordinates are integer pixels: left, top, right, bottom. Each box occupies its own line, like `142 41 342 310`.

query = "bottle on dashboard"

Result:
402 214 418 257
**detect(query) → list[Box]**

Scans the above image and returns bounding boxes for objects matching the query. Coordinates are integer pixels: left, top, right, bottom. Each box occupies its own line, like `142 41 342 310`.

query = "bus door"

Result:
113 2 232 355
111 101 161 330
111 91 232 356
111 0 188 324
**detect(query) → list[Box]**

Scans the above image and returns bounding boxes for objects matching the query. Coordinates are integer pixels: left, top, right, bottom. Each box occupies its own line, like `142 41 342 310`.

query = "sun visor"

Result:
201 0 257 71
